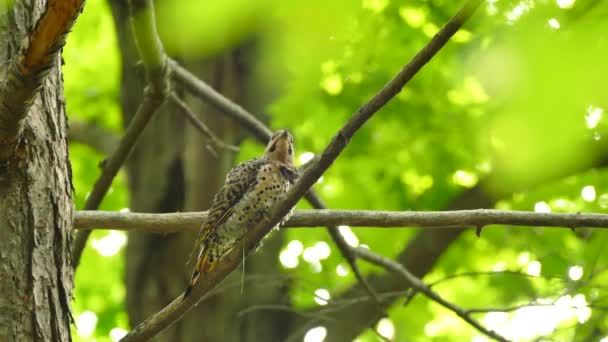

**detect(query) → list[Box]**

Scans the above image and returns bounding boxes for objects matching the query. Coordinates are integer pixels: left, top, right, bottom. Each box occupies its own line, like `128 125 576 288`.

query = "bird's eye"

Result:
288 146 293 155
269 142 277 153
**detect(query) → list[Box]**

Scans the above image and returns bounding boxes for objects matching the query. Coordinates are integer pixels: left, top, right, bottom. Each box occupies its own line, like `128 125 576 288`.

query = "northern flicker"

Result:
184 129 298 297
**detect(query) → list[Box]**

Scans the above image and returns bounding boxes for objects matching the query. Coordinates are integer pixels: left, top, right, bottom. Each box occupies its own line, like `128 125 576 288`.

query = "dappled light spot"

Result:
586 105 603 129
492 261 507 271
280 240 304 269
422 23 439 38
447 77 489 105
304 326 327 342
321 60 337 74
526 260 542 276
552 198 575 211
303 241 331 263
581 185 596 202
320 74 343 96
279 249 299 269
110 327 128 342
336 263 349 277
506 1 534 23
314 288 330 306
376 318 395 340
399 6 427 28
400 170 433 196
517 252 531 266
495 200 511 210
91 231 127 257
452 170 478 188
482 312 509 333
534 201 551 213
338 225 359 247
423 321 442 337
487 2 498 16
557 0 576 9
76 311 98 338
321 182 341 197
482 294 591 340
477 160 492 173
568 265 583 281
548 18 560 29
362 0 389 13
288 240 304 256
119 207 130 213
453 29 473 43
599 194 608 209
311 261 323 273
298 152 315 165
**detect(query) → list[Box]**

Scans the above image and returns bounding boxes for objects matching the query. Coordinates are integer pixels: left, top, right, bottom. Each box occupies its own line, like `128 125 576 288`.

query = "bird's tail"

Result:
184 247 216 298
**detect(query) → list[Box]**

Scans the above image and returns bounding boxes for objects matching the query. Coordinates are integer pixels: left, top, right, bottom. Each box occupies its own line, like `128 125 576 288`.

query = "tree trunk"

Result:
0 2 74 341
108 1 290 340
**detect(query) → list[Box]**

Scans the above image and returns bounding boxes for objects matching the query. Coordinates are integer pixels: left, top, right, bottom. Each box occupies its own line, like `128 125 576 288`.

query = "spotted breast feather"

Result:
184 157 296 297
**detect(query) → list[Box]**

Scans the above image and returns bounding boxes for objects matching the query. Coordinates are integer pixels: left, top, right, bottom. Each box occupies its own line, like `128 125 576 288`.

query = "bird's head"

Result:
265 129 295 167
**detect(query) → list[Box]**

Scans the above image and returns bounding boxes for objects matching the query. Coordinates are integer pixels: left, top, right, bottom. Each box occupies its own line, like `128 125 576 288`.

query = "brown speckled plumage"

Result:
185 130 297 297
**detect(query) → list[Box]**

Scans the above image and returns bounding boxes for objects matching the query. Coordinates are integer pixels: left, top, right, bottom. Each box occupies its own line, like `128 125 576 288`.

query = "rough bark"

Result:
0 1 74 341
107 1 289 340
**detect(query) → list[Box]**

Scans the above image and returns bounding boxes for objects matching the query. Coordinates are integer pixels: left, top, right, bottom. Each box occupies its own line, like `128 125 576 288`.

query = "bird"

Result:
184 129 298 297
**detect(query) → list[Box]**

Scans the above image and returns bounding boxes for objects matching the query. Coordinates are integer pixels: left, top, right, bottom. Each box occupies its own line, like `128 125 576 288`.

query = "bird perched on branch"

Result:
184 129 298 297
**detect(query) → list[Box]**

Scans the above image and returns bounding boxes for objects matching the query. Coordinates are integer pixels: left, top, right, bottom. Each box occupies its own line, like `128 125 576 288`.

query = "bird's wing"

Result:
185 157 267 297
194 157 267 250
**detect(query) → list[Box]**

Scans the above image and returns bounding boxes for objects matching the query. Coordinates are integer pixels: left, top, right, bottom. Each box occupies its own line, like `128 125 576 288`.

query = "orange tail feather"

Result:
184 251 215 298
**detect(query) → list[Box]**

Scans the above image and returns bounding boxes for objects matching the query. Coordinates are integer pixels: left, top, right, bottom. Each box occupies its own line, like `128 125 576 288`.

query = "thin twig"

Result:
171 60 273 143
75 209 608 232
119 1 484 340
71 0 169 267
405 269 570 305
354 247 509 342
169 93 239 155
465 302 608 314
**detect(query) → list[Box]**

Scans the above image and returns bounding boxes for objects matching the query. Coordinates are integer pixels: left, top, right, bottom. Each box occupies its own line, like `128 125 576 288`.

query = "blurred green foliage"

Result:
64 0 608 341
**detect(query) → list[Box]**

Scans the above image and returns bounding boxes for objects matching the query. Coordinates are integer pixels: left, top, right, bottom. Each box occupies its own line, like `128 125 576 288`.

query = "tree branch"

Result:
0 0 85 161
168 93 239 155
465 302 608 315
119 0 483 340
171 60 273 143
172 54 380 303
75 209 608 233
353 247 509 342
71 0 169 267
68 120 119 154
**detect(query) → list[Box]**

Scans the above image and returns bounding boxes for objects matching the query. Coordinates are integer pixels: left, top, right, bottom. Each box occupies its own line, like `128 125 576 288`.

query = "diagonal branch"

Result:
119 0 483 340
172 58 379 303
353 247 509 342
0 0 85 161
71 0 169 267
74 209 608 233
168 93 239 155
171 60 273 142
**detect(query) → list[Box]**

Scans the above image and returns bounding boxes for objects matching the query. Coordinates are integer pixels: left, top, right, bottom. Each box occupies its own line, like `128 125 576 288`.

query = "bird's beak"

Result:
280 130 289 138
